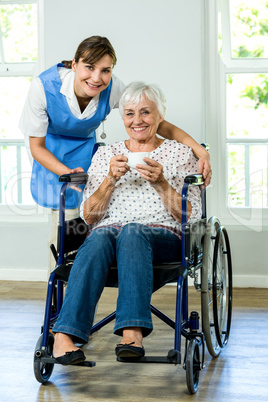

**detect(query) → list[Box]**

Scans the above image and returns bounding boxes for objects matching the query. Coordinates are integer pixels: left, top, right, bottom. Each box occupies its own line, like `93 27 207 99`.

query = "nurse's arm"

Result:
157 120 212 187
29 136 84 177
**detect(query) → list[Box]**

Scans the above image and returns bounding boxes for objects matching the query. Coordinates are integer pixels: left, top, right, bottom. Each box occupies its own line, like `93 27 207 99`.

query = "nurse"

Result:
20 36 124 210
19 35 211 270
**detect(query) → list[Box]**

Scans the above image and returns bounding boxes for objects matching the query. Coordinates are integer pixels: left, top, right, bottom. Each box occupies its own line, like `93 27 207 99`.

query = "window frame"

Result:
204 0 268 231
0 0 46 221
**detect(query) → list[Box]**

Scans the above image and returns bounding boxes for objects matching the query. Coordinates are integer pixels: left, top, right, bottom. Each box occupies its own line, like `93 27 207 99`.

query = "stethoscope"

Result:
100 119 107 139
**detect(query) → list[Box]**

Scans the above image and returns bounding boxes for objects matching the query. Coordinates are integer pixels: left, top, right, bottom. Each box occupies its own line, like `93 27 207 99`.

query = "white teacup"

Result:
127 152 150 169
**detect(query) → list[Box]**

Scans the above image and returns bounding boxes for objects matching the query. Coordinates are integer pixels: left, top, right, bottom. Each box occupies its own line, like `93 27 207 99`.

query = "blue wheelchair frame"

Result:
40 172 205 358
34 165 233 394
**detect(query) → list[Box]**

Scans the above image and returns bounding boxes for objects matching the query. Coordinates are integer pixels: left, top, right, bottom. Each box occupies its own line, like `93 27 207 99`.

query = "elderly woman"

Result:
52 82 202 365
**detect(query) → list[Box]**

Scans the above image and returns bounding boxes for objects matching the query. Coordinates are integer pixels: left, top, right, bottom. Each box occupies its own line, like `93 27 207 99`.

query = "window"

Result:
204 0 268 229
0 0 38 207
219 0 268 210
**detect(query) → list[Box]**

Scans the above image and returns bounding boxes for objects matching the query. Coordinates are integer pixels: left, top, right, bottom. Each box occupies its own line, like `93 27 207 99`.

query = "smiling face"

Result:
72 54 113 99
123 96 164 144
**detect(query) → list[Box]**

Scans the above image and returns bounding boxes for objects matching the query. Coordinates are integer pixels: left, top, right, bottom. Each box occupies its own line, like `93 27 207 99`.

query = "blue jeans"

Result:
53 223 181 344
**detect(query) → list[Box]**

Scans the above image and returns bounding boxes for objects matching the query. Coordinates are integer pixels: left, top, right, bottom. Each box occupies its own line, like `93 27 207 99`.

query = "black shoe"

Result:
54 349 86 365
115 342 145 358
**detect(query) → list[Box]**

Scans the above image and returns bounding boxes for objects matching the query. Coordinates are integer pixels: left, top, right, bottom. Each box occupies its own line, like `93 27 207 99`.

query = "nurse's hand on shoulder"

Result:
108 155 129 183
197 157 212 188
68 167 84 192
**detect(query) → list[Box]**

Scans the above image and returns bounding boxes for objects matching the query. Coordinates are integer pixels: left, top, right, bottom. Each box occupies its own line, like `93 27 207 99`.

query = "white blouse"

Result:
81 140 202 234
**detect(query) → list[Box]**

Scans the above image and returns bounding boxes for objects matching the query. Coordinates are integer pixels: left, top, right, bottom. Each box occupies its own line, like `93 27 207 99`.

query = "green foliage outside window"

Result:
226 1 268 207
241 74 268 109
231 0 268 58
0 3 37 63
0 2 37 205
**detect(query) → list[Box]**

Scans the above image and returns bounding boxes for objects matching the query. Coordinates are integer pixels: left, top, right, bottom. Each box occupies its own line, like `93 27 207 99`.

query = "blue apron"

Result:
31 63 112 209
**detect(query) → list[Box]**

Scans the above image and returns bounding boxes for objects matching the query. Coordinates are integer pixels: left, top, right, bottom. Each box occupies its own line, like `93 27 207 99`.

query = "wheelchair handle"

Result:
184 174 204 186
58 141 105 184
59 172 88 184
201 143 210 151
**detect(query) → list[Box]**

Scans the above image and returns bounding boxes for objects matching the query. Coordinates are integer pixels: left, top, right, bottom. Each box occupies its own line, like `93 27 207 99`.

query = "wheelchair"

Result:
33 156 233 395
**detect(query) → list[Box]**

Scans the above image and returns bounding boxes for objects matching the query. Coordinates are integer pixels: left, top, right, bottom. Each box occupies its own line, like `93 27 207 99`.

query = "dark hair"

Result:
61 36 117 69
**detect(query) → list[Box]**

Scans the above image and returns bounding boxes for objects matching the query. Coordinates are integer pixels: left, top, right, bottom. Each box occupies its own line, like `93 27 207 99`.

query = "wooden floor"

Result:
0 281 267 402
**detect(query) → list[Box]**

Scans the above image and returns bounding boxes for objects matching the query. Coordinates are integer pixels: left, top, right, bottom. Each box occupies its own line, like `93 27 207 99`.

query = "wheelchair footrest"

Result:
117 349 181 364
40 356 96 367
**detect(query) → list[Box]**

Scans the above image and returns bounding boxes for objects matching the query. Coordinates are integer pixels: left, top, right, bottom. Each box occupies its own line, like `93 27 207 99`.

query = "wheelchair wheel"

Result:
185 339 200 394
213 226 232 348
34 333 54 384
201 216 222 357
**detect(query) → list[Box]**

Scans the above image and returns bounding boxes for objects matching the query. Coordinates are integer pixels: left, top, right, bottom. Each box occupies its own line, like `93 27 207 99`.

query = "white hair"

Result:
119 81 167 119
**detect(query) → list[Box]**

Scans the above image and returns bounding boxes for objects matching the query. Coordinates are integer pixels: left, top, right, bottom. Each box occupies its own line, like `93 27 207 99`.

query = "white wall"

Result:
0 222 50 281
42 0 204 145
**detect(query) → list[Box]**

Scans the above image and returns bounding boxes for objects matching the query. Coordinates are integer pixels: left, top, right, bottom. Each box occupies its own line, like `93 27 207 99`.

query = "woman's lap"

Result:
53 223 181 341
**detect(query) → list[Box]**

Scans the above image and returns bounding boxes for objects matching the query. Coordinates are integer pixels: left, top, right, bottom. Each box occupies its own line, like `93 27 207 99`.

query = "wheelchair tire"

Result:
186 339 200 394
213 226 232 348
34 333 54 384
201 216 222 357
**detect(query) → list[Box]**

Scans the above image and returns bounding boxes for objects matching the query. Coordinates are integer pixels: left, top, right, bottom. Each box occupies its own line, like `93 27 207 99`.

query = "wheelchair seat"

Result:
52 214 209 297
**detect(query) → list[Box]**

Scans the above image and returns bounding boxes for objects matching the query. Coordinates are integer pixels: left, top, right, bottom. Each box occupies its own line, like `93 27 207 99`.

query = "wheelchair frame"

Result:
34 170 232 394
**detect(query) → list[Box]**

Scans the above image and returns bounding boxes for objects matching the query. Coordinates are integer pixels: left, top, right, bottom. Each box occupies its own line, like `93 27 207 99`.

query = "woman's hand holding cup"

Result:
108 155 129 182
136 158 166 187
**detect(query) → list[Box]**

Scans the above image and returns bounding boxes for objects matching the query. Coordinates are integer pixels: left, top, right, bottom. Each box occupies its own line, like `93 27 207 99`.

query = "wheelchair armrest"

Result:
58 173 88 184
184 174 204 185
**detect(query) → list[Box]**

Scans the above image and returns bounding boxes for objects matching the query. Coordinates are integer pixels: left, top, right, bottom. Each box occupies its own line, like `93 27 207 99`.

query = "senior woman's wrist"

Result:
151 177 169 192
106 173 117 186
